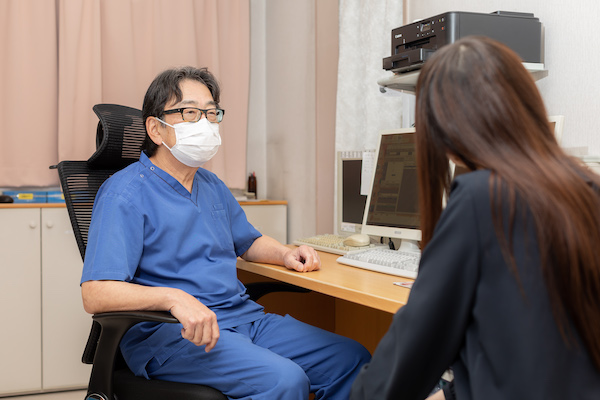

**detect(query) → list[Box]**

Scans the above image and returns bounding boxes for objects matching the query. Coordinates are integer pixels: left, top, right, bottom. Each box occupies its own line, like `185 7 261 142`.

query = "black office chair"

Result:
53 103 307 400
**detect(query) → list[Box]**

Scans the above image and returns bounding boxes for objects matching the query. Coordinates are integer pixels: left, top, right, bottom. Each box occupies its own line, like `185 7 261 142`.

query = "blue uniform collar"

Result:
139 151 198 201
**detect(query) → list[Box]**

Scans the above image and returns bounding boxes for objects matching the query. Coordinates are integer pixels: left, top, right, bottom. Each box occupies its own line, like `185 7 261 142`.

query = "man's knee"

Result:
349 339 372 365
333 335 372 370
263 359 310 398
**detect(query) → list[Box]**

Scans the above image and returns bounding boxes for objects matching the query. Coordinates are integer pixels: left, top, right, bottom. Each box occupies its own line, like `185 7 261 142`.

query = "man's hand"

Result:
241 235 321 272
283 244 321 272
169 290 220 352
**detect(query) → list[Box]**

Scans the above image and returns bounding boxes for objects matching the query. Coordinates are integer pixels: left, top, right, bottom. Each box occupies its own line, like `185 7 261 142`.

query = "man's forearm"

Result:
241 235 287 265
81 280 183 315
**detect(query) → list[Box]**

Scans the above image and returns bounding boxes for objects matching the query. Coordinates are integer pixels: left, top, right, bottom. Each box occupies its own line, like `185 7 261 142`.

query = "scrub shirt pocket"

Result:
210 203 235 252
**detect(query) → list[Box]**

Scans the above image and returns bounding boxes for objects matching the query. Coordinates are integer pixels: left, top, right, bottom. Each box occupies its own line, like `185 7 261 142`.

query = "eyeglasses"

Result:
163 107 225 123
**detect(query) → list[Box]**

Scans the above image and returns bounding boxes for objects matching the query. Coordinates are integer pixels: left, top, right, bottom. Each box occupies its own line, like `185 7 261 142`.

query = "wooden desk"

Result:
237 249 409 313
237 248 412 353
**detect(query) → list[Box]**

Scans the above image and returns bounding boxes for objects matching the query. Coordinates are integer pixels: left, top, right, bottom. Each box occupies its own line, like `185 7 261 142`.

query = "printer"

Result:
383 11 543 74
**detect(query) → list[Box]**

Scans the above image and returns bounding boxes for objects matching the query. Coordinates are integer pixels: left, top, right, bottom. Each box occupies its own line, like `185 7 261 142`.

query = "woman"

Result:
350 36 600 399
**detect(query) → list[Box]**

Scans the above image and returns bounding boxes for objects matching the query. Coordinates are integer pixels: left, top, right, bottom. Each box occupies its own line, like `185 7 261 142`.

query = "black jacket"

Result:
350 170 600 400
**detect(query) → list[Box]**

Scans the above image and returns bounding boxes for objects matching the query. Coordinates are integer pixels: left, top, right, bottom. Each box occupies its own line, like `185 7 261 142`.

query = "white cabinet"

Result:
241 201 288 244
0 208 42 394
0 206 91 396
41 208 92 391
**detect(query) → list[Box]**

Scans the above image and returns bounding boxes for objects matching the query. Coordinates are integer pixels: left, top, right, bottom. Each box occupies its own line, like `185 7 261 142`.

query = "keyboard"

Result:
336 247 420 278
293 234 384 255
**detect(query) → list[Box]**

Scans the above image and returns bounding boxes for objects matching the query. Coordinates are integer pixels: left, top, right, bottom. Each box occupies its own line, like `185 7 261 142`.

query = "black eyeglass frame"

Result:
163 107 225 123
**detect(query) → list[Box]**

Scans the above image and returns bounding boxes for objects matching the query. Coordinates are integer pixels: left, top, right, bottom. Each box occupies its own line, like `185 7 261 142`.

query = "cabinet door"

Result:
241 204 287 244
41 208 91 390
0 208 42 395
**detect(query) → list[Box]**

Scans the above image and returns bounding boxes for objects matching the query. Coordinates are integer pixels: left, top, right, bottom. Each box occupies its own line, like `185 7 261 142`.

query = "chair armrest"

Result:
83 311 177 364
84 311 178 400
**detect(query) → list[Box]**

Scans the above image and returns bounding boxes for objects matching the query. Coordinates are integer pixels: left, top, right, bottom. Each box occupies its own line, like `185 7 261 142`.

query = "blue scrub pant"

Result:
144 313 371 400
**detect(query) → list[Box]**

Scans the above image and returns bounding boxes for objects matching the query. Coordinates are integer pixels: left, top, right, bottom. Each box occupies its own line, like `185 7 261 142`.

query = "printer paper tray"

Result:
383 48 436 73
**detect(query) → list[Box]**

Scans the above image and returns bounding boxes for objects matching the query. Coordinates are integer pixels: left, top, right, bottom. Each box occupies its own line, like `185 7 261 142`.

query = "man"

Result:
81 66 370 399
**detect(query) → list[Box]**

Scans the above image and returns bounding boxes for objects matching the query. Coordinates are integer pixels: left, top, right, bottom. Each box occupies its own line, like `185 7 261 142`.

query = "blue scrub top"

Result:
81 152 265 373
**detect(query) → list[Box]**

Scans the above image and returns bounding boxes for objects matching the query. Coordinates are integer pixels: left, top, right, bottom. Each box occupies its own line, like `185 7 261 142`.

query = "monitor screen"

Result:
336 151 368 235
361 128 422 250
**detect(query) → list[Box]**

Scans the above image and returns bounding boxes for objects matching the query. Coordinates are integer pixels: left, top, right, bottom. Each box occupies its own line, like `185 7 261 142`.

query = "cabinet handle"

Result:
29 221 38 229
46 221 54 229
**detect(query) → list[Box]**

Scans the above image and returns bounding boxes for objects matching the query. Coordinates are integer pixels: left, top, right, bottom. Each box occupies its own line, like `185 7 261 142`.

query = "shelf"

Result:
378 62 547 94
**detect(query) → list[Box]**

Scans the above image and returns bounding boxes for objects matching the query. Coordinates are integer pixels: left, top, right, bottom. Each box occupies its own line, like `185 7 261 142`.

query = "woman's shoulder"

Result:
450 169 491 199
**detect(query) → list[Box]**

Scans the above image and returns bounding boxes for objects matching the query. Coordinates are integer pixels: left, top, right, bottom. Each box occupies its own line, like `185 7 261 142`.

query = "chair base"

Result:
110 368 228 400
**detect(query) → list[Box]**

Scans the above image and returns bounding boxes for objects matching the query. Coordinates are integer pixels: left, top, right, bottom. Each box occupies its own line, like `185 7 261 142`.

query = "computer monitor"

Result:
336 151 369 236
548 115 565 144
452 162 470 179
361 128 422 251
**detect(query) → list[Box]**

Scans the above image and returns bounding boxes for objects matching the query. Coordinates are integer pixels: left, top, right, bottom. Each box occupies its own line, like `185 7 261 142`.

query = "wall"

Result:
248 0 338 242
405 0 600 155
248 1 268 200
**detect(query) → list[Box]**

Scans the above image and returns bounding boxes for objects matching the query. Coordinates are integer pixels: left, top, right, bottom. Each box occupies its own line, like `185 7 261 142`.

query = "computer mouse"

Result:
0 194 14 203
343 233 371 247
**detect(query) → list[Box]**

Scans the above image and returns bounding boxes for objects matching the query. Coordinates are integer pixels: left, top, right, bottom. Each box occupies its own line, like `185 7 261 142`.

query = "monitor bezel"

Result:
360 128 422 243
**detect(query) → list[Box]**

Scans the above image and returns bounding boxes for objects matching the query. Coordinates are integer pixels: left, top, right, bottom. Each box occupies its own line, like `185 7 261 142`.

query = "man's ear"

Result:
146 116 163 146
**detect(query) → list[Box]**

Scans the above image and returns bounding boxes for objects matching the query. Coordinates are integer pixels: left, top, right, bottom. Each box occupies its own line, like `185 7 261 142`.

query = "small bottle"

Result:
248 172 257 199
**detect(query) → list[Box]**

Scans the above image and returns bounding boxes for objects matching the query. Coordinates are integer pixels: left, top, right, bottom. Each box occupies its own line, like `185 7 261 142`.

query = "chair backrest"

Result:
56 104 146 260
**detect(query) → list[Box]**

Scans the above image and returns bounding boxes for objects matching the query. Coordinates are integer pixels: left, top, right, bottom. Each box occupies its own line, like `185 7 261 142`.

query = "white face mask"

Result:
156 117 221 168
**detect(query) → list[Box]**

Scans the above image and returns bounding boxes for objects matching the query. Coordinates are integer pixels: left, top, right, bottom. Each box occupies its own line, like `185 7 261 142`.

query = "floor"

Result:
2 390 86 400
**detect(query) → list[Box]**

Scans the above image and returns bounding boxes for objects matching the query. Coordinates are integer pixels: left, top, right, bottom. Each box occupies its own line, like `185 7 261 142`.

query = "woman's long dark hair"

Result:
415 36 600 370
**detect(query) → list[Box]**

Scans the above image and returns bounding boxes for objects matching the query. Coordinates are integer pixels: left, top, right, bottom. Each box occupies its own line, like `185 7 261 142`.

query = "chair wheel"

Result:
86 393 109 400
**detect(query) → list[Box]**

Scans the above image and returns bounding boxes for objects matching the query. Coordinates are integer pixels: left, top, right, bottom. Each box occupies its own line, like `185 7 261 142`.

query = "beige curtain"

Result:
0 1 59 187
1 0 249 189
